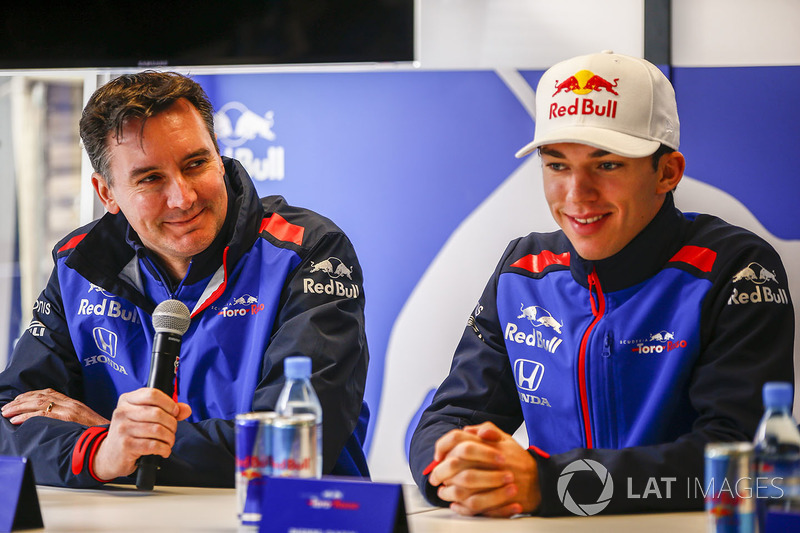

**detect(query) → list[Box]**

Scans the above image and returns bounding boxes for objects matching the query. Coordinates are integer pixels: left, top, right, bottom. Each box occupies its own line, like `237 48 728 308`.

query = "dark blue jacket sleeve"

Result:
409 241 524 504
252 230 369 476
0 269 106 487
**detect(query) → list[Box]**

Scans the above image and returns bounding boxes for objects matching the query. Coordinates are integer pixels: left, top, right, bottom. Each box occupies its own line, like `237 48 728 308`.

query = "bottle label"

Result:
757 458 800 499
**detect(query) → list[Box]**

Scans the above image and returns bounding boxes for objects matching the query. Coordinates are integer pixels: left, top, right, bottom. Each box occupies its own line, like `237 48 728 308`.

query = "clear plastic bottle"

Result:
753 381 800 530
276 356 323 478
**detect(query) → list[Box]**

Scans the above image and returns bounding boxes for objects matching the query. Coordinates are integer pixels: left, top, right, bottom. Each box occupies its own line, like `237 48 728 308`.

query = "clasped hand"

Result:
427 421 541 517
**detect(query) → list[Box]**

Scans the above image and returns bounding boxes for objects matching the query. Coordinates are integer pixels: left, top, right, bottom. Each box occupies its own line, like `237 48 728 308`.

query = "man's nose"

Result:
565 169 598 203
166 175 197 209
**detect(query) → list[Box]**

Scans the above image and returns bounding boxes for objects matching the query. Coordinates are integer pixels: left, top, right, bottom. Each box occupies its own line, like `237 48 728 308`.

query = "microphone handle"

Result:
136 332 182 490
136 456 159 490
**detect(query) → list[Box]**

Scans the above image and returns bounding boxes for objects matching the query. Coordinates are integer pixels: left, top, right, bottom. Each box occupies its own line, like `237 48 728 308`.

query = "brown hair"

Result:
79 71 218 185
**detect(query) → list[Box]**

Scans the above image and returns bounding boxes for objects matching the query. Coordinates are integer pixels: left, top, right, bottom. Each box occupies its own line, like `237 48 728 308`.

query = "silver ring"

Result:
45 401 54 414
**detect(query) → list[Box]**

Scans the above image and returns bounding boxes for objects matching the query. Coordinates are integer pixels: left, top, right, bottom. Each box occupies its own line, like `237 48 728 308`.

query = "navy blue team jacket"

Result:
410 193 794 515
0 157 370 487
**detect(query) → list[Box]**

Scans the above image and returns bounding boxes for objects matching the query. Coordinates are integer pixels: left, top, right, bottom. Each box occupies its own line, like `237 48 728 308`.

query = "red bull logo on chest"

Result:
549 69 619 120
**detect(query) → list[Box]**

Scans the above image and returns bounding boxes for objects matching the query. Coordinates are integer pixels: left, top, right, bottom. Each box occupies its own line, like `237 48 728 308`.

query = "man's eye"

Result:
599 161 621 170
547 162 566 171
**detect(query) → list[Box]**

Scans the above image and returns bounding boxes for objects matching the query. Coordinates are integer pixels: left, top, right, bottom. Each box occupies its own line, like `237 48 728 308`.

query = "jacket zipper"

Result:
579 269 606 448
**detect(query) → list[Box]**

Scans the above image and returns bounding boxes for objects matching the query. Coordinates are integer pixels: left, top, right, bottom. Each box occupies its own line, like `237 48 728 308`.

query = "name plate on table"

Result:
260 476 408 533
766 509 800 532
0 457 43 532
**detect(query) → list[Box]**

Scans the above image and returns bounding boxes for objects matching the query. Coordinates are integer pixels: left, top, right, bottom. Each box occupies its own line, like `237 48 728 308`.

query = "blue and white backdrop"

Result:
194 64 800 482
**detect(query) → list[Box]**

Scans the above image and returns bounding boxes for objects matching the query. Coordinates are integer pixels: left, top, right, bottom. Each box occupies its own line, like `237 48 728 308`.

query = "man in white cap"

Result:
409 51 794 516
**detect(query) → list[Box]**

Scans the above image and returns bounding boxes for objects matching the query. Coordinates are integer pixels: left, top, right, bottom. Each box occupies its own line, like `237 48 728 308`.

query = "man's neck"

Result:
158 256 191 284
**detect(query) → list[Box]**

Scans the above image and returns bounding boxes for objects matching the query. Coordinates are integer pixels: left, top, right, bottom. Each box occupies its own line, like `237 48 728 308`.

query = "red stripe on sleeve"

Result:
87 430 112 483
72 426 109 476
422 459 440 476
58 233 87 253
260 213 305 246
528 445 551 459
669 245 717 273
510 251 570 273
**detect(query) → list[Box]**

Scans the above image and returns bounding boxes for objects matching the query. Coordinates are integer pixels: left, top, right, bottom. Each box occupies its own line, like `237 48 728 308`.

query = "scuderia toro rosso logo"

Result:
727 262 788 306
627 330 688 355
215 294 266 318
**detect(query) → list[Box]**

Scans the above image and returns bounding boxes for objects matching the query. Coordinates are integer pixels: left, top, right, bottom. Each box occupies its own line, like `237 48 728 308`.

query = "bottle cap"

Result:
285 356 312 379
763 381 794 409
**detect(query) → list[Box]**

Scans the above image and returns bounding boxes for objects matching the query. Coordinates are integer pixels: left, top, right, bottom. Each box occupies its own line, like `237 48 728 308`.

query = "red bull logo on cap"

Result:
552 69 619 97
549 70 619 121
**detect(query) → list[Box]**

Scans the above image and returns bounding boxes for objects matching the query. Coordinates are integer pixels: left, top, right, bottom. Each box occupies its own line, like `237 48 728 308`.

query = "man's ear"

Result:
91 173 120 214
657 151 686 194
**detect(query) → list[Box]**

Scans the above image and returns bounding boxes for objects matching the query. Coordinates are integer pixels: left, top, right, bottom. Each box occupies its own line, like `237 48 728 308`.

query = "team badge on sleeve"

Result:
727 262 788 306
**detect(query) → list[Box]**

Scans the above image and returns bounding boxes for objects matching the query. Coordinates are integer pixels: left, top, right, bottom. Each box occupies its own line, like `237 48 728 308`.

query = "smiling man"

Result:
410 51 794 516
0 72 370 486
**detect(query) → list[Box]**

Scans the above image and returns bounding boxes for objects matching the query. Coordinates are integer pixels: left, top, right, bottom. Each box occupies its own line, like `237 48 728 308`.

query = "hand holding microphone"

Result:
135 299 191 490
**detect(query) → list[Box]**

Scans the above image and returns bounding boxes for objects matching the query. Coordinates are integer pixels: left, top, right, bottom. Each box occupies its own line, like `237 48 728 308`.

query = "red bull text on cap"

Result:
516 50 679 159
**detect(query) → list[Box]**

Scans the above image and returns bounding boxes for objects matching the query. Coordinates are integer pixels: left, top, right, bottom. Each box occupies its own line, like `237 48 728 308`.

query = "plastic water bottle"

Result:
753 381 800 530
276 356 323 478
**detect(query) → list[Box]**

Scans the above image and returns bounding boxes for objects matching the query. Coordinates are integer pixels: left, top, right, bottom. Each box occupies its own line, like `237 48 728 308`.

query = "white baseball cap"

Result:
515 50 679 159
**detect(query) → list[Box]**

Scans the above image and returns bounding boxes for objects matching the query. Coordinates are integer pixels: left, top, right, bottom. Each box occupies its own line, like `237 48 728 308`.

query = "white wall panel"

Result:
419 0 645 69
673 0 800 66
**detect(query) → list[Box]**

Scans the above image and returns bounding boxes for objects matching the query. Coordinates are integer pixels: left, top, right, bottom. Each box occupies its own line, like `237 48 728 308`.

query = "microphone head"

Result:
152 299 191 335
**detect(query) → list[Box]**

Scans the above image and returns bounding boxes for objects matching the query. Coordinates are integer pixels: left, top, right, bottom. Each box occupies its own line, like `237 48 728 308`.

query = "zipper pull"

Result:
588 270 599 316
602 331 613 357
467 315 485 342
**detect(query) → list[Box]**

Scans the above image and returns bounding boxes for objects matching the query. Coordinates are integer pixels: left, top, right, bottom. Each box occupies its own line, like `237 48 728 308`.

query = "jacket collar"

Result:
568 192 688 292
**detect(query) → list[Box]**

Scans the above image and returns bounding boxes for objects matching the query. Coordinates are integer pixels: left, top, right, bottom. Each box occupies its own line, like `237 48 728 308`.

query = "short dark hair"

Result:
651 144 675 171
79 71 218 185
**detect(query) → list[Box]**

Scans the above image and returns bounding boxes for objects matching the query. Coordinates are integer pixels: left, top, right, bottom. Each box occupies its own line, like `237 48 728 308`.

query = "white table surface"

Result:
31 483 706 532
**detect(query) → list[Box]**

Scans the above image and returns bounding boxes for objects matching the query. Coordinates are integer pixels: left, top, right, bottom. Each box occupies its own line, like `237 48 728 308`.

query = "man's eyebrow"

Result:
539 147 612 158
129 165 158 179
128 149 213 179
539 147 564 158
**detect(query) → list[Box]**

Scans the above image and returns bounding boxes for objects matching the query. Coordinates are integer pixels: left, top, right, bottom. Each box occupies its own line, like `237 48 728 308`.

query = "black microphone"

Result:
136 299 191 490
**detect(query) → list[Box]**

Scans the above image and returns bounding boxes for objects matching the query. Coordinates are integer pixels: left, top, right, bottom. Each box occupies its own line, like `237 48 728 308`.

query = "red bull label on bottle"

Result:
235 411 278 526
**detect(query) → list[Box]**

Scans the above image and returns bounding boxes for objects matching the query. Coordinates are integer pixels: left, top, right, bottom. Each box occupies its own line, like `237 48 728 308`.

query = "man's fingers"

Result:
433 428 482 461
115 403 180 434
429 440 506 485
6 412 35 425
120 388 179 413
463 421 505 442
436 469 513 501
480 503 524 518
176 403 192 421
450 468 514 490
446 483 519 516
451 500 523 518
2 393 56 416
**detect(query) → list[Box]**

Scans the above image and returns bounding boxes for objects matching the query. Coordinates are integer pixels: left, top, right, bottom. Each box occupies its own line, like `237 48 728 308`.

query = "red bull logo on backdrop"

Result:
549 70 620 120
214 101 285 182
